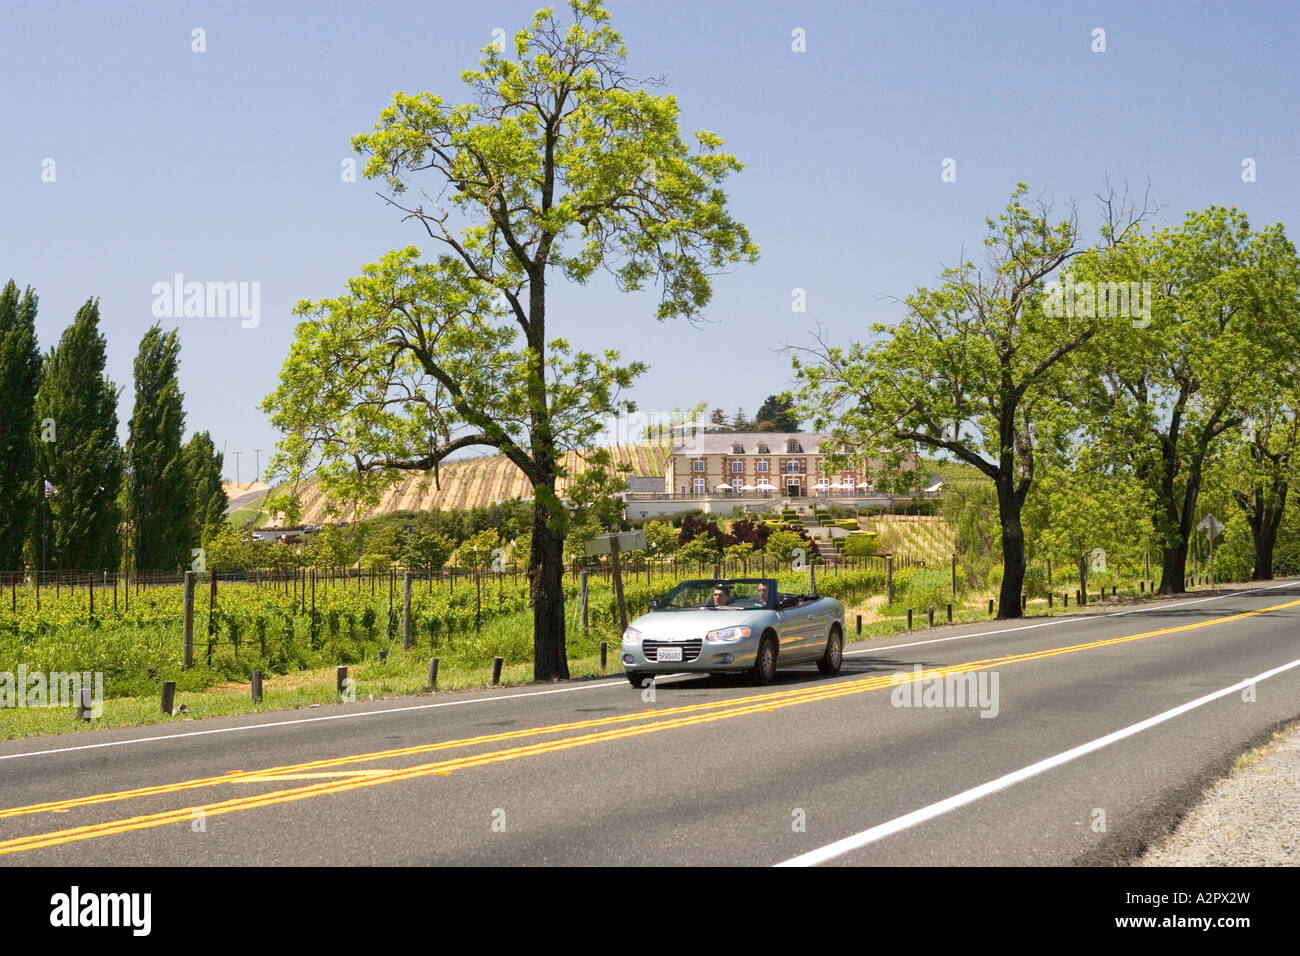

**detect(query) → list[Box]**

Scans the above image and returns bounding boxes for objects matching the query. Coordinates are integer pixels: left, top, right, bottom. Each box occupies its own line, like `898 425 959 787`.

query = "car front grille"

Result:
643 639 703 663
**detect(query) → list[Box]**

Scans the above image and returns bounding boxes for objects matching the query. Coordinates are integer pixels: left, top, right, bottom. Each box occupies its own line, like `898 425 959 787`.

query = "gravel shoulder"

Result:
1134 719 1300 866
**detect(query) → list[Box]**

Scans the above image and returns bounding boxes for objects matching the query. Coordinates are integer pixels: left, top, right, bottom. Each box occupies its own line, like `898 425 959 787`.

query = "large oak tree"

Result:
263 0 756 678
793 183 1149 618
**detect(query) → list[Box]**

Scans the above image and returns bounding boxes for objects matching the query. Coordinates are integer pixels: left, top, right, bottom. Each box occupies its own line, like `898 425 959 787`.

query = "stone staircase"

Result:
798 511 842 564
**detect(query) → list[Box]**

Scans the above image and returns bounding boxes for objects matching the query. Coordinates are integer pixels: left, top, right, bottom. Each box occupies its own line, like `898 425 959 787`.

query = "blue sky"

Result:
2 0 1297 482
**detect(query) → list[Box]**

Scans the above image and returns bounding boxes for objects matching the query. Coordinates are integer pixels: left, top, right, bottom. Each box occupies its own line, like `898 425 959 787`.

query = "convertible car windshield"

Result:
657 578 778 611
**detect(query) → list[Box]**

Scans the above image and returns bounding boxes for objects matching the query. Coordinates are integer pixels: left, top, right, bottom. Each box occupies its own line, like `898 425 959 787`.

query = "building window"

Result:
732 443 744 455
693 477 706 495
732 478 743 493
756 460 769 473
787 440 802 453
692 460 704 472
785 460 802 474
757 443 769 454
730 460 744 474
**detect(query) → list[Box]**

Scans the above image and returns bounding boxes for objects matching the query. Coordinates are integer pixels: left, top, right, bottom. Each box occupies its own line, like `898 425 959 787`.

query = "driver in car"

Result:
711 584 732 606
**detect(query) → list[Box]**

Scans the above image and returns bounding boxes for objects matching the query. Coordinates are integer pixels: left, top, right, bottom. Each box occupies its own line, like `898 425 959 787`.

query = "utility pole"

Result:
254 449 262 484
233 451 242 485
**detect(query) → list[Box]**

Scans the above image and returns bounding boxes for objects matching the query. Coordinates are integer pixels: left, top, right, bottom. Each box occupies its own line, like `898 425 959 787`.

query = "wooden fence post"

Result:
580 570 589 632
183 571 195 669
403 571 413 650
161 681 176 715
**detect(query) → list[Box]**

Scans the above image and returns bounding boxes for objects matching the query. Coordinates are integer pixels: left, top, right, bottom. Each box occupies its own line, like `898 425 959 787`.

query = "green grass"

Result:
0 645 619 740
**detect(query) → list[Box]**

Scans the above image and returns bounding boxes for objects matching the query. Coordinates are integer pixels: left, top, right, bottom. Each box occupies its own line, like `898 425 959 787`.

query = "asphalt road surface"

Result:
3 581 1299 866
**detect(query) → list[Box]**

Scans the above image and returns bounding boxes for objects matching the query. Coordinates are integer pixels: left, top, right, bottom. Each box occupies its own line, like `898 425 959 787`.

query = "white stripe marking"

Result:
845 579 1296 657
4 581 1293 764
775 656 1300 866
0 680 627 762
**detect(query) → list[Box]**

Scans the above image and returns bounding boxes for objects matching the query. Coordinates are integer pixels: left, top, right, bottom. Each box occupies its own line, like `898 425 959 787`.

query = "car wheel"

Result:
750 635 778 685
626 671 651 688
817 626 843 676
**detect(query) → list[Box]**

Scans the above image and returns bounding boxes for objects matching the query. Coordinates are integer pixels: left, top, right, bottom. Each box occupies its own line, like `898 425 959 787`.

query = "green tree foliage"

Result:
794 183 1151 618
752 393 799 432
1072 208 1300 592
1203 393 1300 581
33 299 123 571
641 520 677 556
451 528 502 569
262 0 756 680
184 431 228 548
1020 457 1153 596
0 280 42 569
764 529 809 565
127 325 191 570
404 523 456 571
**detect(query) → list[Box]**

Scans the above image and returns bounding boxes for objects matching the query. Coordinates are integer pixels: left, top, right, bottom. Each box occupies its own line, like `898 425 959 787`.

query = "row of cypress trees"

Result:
0 280 227 573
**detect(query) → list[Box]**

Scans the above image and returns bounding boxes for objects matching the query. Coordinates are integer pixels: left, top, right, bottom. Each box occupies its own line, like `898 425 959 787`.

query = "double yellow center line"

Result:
2 596 1297 856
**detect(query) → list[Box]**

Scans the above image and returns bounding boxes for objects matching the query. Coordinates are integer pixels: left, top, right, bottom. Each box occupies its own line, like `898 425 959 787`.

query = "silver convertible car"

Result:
620 578 845 687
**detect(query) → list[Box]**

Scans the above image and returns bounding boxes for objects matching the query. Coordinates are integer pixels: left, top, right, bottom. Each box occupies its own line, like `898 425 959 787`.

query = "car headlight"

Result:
705 625 751 643
622 627 642 641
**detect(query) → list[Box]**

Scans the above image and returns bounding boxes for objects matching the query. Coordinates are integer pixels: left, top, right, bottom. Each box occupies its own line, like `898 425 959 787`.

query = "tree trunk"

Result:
996 481 1026 620
529 491 569 681
1252 519 1277 581
1241 482 1287 582
1158 538 1188 595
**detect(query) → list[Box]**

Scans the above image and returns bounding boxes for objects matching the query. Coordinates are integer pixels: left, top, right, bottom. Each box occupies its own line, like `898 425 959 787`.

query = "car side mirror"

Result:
648 598 660 610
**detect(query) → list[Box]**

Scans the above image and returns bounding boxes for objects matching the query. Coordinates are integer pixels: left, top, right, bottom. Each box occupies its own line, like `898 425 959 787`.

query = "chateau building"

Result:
663 432 910 499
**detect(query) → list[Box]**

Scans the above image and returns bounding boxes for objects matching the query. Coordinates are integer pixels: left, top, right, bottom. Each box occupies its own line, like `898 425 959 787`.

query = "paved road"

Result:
223 488 267 517
2 581 1299 866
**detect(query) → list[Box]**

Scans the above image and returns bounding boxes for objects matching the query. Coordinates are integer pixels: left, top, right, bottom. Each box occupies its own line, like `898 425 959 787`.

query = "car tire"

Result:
626 671 650 688
750 635 778 685
817 626 843 676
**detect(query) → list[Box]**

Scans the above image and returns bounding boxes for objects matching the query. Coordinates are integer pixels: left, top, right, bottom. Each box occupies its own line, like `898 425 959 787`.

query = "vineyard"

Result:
866 515 956 564
0 560 893 703
261 442 672 526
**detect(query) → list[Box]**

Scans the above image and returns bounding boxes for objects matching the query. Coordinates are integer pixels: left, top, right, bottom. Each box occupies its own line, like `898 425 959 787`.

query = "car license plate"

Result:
657 646 683 662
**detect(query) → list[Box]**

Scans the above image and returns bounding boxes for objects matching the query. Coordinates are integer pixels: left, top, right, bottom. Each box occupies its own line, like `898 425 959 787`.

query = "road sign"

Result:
1197 514 1225 541
583 530 646 557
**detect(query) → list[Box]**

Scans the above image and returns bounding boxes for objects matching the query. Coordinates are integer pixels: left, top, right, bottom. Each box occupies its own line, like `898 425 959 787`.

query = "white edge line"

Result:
844 579 1297 657
4 580 1294 764
774 655 1300 867
0 679 628 762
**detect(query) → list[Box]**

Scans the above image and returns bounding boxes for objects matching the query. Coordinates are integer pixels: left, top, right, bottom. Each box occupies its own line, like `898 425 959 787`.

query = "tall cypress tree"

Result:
184 430 227 549
126 325 190 571
0 280 42 570
33 298 123 571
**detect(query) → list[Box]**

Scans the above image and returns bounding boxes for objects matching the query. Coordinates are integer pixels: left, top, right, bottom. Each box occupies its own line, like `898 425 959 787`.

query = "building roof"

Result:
670 431 832 456
624 475 664 494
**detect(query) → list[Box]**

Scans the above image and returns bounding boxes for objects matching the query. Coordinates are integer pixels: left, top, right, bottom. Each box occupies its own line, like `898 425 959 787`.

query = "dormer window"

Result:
786 440 802 453
731 443 744 455
757 443 769 454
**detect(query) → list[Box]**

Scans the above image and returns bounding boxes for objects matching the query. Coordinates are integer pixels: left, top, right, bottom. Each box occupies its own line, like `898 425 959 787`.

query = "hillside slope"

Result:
264 443 671 526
